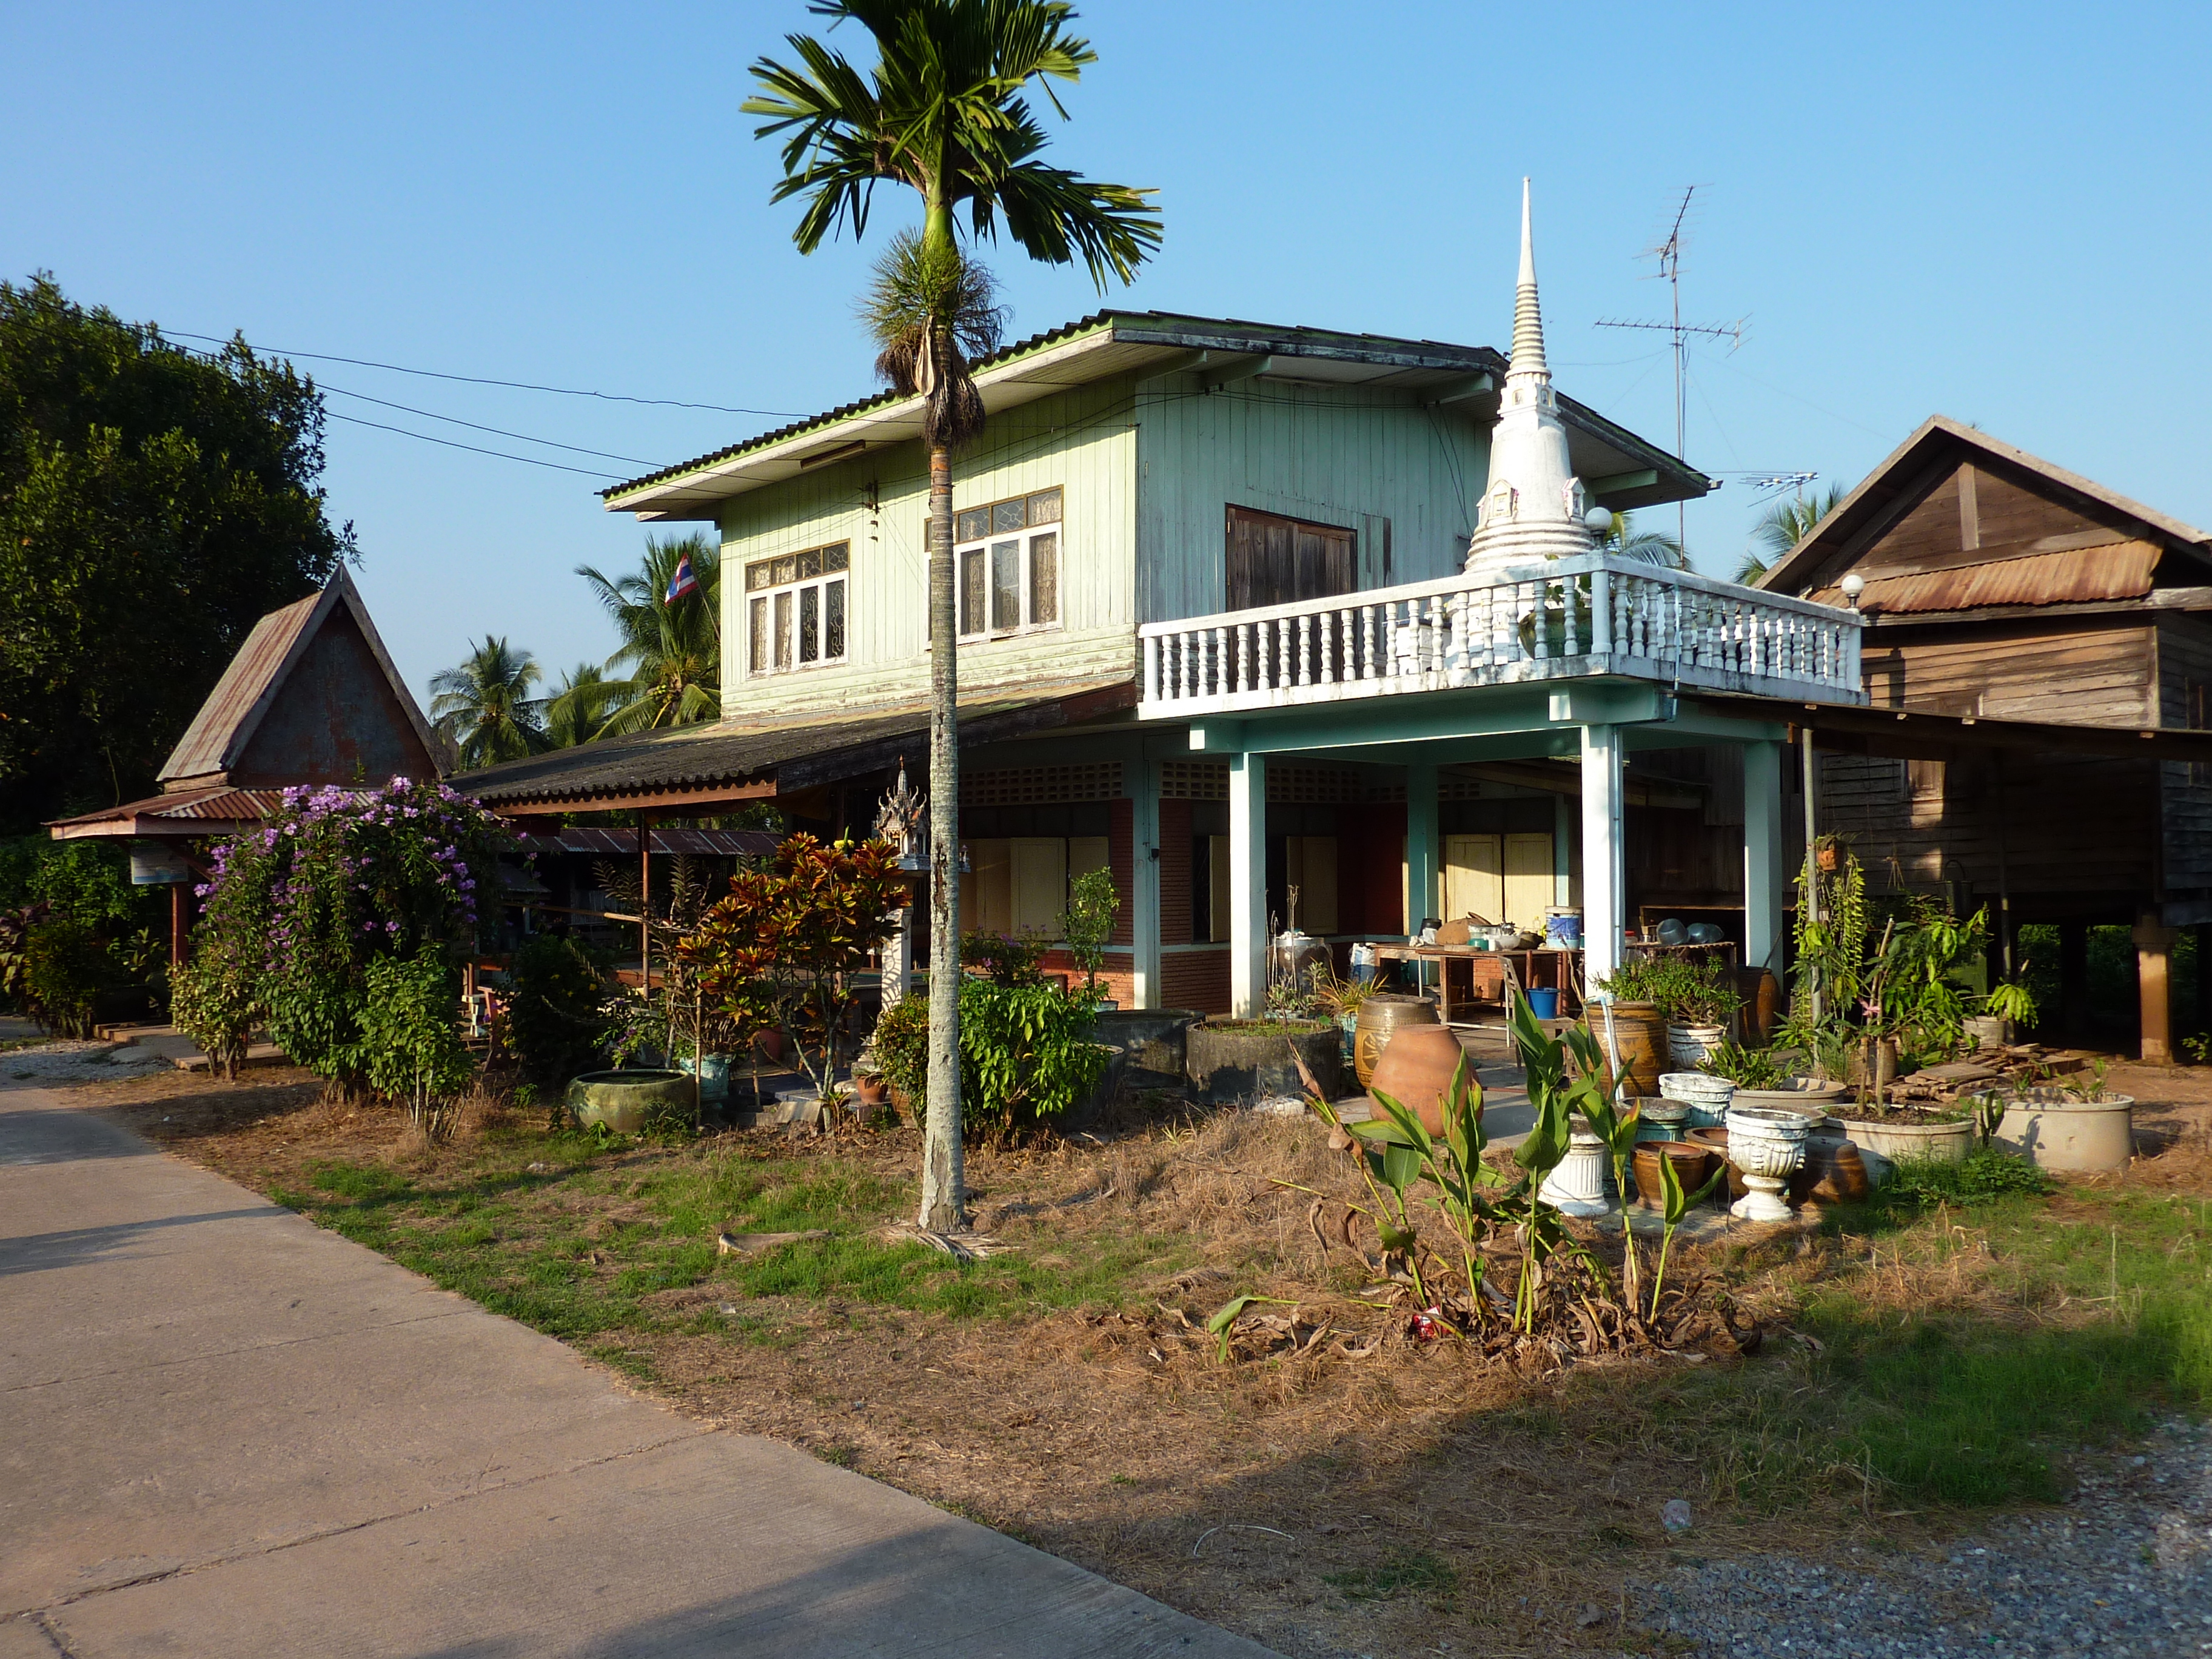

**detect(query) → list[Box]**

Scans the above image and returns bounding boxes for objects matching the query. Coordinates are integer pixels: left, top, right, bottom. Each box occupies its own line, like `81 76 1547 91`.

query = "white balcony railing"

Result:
1138 552 1866 719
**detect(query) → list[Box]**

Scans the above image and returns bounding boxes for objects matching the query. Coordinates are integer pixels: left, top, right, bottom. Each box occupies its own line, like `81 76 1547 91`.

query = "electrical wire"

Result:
163 329 807 419
320 384 668 469
322 411 626 478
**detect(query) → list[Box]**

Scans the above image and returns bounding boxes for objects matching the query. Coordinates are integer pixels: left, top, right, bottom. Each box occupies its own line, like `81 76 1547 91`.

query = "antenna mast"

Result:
1595 185 1744 551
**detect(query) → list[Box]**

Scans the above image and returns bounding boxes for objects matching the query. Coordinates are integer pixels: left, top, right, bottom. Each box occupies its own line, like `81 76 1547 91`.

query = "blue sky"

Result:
7 1 2209 703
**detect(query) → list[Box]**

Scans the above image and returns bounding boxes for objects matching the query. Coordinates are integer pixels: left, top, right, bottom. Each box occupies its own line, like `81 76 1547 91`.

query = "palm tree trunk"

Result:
919 435 965 1230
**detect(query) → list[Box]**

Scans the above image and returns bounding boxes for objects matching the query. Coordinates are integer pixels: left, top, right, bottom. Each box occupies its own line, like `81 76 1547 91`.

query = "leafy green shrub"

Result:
1059 869 1120 994
1598 953 1740 1025
503 934 608 1083
169 937 261 1078
358 949 475 1137
21 917 118 1037
879 976 1107 1137
959 930 1048 985
1882 1148 2051 1207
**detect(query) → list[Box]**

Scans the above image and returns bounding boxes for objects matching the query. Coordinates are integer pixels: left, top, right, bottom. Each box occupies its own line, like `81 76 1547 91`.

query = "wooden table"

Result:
1369 943 1586 1024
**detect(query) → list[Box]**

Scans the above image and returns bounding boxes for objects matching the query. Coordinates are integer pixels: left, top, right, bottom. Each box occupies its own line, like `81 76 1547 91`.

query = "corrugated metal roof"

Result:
1814 541 2159 614
453 677 1135 809
46 785 292 838
158 591 324 780
517 828 782 857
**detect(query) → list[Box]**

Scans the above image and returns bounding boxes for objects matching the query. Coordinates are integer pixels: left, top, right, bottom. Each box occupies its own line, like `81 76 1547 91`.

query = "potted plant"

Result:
1059 868 1121 1009
1979 1059 2134 1173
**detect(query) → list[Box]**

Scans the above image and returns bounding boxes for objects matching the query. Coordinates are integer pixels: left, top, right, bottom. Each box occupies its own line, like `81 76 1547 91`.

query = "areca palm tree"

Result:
430 637 546 769
746 0 1161 1232
1739 483 1846 585
575 534 722 736
543 662 620 748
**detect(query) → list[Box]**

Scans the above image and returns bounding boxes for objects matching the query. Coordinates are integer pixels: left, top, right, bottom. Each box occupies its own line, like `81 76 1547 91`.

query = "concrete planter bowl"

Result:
1995 1093 2135 1173
565 1070 697 1134
1185 1019 1342 1107
1835 1113 1975 1165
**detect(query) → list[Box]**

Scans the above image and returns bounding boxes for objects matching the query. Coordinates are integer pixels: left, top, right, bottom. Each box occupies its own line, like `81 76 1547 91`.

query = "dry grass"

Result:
46 1057 2212 1658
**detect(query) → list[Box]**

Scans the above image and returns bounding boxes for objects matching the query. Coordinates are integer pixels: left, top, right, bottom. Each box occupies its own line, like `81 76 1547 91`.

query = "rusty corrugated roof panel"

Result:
46 786 292 839
158 591 324 781
517 828 781 857
1813 541 2160 615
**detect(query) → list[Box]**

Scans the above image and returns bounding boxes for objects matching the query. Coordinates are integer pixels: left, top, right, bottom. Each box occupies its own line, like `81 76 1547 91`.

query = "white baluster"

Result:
1211 626 1226 697
1142 635 1159 702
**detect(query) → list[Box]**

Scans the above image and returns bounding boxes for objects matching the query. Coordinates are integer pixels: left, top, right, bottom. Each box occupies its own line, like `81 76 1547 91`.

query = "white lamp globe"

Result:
1584 506 1614 535
1839 572 1867 606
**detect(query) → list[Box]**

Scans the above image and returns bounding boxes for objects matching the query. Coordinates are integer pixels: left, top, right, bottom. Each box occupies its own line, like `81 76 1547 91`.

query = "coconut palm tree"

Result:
1739 483 1847 585
574 534 722 735
1593 510 1686 569
543 663 620 748
746 0 1161 1232
430 637 546 768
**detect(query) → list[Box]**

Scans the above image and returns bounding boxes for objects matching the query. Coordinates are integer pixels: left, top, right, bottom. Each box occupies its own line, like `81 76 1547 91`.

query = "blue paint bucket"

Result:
1525 987 1561 1020
1544 910 1583 948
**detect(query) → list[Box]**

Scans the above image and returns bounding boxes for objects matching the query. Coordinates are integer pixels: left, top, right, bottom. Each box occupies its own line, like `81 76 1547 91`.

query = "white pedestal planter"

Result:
1995 1094 2134 1172
1660 1071 1735 1128
1539 1128 1614 1217
1666 1024 1726 1068
1724 1106 1813 1222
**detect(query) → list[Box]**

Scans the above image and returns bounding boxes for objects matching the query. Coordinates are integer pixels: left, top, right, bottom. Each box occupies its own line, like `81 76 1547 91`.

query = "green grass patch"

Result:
270 1127 1178 1351
1324 1549 1458 1602
1880 1148 2053 1208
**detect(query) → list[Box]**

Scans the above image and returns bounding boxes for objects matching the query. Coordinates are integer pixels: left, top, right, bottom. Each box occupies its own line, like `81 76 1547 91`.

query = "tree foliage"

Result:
430 635 548 768
0 275 353 830
575 534 721 736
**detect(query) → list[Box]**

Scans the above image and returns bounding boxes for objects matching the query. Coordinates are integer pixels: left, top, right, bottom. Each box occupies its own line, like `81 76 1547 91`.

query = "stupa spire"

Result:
1510 177 1549 380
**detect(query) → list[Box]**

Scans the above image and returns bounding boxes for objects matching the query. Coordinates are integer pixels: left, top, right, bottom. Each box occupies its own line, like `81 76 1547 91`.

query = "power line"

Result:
322 411 625 478
320 384 668 469
163 329 807 419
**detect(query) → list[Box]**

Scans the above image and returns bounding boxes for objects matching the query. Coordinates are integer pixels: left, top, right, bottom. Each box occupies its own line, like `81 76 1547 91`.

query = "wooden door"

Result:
1208 836 1232 943
1443 834 1504 925
1285 837 1339 934
1503 833 1553 931
964 839 1012 936
1010 838 1068 937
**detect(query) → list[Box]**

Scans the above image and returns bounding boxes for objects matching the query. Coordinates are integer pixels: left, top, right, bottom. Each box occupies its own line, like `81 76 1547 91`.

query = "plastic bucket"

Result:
1525 987 1561 1020
1544 911 1583 948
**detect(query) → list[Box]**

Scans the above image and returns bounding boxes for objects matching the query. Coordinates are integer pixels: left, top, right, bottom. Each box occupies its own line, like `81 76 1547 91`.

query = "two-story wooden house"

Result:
461 192 1871 1014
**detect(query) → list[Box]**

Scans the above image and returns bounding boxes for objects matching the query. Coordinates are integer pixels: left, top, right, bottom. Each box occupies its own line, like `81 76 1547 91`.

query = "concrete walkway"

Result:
0 1085 1276 1658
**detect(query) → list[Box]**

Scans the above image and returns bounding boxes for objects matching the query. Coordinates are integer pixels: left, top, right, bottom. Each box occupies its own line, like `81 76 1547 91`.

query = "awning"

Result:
47 786 287 841
451 677 1139 815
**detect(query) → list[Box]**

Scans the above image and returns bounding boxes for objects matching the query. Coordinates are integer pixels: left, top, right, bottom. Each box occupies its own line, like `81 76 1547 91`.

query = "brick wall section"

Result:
1108 797 1135 947
1033 947 1134 1009
1163 947 1230 1014
1159 799 1193 947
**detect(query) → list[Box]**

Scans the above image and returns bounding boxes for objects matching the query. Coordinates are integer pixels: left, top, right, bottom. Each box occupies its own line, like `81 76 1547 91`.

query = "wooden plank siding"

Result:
1131 374 1489 625
1860 621 2156 723
2157 614 2212 891
715 377 1139 724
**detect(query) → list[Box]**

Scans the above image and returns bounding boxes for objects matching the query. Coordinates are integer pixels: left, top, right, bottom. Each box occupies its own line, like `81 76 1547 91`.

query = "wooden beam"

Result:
1201 355 1272 393
1587 468 1661 498
1421 373 1494 407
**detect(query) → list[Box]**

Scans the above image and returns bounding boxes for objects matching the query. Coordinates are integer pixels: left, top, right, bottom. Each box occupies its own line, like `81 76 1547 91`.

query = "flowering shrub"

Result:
184 776 512 1098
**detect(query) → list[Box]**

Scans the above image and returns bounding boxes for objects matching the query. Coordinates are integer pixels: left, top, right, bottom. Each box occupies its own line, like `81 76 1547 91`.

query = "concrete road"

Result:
0 1084 1276 1658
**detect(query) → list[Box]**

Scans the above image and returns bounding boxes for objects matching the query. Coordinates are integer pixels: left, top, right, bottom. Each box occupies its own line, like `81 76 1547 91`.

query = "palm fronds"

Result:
429 637 546 768
575 534 722 736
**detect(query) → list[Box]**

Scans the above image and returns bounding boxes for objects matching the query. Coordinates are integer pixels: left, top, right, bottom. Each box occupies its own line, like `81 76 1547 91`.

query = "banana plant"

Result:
1648 1150 1726 1320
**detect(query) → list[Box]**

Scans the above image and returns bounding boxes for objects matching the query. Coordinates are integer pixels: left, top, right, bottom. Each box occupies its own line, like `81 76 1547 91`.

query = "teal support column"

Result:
1131 743 1162 1010
1580 725 1625 992
1228 751 1267 1017
1742 740 1787 980
1404 762 1438 940
1552 790 1574 907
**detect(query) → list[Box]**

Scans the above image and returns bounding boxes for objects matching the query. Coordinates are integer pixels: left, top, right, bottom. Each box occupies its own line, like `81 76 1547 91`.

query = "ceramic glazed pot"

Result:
1789 1134 1872 1205
1635 1101 1692 1143
1353 994 1438 1088
1584 1001 1666 1099
1539 1128 1614 1217
1632 1139 1720 1210
675 1054 731 1104
566 1070 696 1134
1994 1094 2134 1173
1666 1024 1726 1069
1367 1023 1476 1135
1724 1105 1814 1222
1686 1125 1741 1203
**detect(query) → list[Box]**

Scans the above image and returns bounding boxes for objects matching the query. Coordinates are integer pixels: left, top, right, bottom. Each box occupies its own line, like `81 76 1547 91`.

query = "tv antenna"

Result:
1739 471 1820 500
1595 185 1746 549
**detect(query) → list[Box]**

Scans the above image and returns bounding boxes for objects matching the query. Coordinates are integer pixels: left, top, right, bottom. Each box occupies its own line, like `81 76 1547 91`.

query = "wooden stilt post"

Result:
2136 913 2176 1064
638 814 654 989
170 883 187 968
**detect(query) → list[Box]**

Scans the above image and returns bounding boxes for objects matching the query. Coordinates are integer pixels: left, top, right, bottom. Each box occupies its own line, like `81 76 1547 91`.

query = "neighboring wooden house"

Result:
461 193 1876 1016
47 570 449 955
1757 415 2212 1057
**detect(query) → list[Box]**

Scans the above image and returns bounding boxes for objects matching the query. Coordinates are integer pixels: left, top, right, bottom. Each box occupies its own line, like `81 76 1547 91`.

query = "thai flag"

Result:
665 552 700 604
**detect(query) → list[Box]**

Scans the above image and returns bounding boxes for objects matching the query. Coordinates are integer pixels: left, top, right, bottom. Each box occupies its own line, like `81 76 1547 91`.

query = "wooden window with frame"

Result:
744 541 850 677
951 487 1062 642
1224 505 1356 611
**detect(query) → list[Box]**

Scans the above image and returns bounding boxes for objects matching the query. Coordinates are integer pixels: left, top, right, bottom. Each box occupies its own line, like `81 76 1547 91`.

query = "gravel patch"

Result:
2 1039 167 1084
1644 1421 2212 1657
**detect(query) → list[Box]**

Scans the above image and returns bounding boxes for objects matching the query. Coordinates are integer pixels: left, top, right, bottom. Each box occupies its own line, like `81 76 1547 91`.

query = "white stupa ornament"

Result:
1462 180 1603 580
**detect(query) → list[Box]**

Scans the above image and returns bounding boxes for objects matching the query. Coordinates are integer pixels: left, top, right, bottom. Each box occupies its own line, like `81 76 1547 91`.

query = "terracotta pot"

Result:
1583 1002 1666 1099
1367 1024 1478 1135
852 1074 891 1107
1789 1138 1871 1205
1352 994 1438 1088
1816 843 1840 873
1632 1139 1720 1210
752 1029 787 1062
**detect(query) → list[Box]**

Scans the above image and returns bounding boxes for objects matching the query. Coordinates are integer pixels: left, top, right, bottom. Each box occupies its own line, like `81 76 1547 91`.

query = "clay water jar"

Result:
1685 1125 1742 1204
1367 1023 1477 1135
1583 1001 1666 1099
1353 994 1438 1088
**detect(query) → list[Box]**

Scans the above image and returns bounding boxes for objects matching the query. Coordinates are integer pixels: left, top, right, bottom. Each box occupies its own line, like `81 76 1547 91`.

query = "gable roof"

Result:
158 568 451 786
1757 414 2212 598
602 310 1711 521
